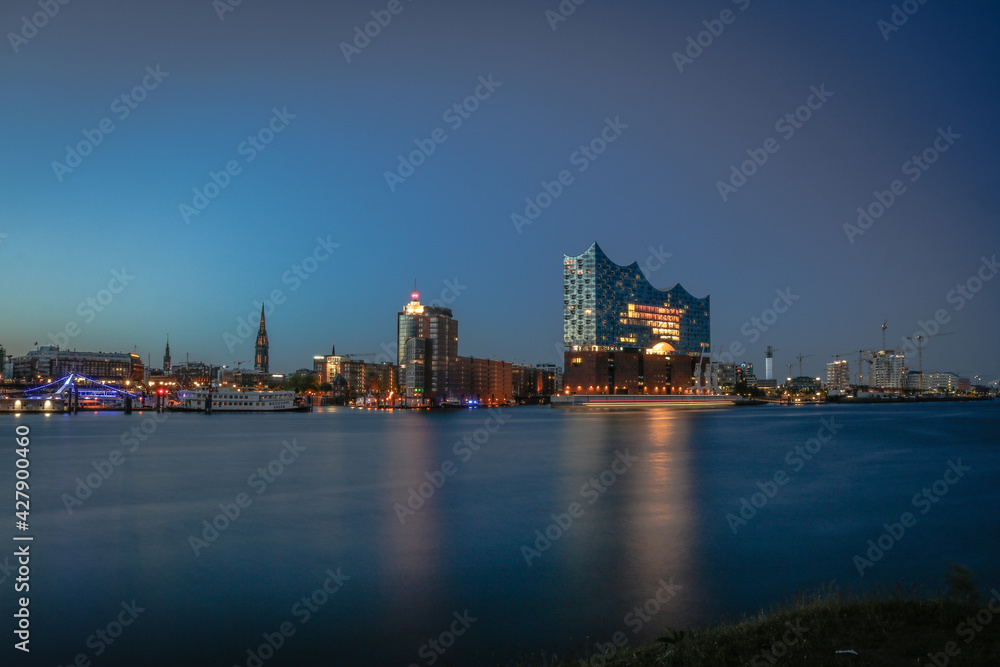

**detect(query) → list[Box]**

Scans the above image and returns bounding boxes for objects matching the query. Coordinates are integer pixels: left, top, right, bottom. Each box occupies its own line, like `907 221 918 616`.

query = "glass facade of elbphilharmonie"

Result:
563 242 710 354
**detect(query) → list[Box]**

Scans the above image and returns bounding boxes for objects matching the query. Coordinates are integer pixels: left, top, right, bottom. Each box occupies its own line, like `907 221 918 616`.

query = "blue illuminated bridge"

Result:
24 373 139 405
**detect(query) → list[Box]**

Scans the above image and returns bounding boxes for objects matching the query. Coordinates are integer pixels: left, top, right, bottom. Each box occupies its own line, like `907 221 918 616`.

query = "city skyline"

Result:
1 1 998 381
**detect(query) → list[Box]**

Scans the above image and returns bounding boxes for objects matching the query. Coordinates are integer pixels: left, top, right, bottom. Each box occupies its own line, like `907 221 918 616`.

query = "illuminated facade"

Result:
563 242 709 354
397 292 459 405
13 346 144 384
826 359 851 391
872 349 905 390
562 348 713 395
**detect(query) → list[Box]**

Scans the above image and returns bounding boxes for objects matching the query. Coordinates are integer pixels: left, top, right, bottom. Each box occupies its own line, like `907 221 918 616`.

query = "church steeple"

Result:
254 305 269 374
163 335 171 371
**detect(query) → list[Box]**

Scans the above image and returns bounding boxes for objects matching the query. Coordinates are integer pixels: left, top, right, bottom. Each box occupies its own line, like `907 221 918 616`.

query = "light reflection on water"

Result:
2 402 998 665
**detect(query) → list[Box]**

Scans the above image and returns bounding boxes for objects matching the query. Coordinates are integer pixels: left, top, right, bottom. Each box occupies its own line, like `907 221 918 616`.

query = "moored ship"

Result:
172 388 309 412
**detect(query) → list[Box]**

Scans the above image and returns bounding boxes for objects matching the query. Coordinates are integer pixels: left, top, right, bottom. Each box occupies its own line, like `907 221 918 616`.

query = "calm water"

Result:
2 402 998 666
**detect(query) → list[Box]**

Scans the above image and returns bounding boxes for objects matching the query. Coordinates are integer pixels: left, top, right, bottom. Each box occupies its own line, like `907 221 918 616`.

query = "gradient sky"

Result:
1 0 998 382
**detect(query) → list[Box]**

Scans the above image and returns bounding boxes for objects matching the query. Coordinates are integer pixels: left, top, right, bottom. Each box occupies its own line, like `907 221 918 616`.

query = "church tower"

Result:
163 336 171 371
255 305 269 374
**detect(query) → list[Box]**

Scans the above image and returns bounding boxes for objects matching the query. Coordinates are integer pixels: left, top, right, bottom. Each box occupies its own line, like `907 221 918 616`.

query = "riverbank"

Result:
514 586 1000 666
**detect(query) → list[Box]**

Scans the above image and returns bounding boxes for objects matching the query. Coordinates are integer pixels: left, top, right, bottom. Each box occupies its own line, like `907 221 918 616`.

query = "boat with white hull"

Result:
172 389 309 412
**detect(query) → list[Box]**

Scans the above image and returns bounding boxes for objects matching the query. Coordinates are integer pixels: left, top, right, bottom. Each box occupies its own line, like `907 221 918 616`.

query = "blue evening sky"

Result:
1 0 997 382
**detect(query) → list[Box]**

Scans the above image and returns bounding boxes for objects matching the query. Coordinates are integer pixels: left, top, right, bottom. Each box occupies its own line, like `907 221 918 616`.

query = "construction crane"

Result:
905 332 954 393
233 360 250 371
795 353 814 377
855 350 872 388
784 363 795 380
881 320 888 351
833 350 872 388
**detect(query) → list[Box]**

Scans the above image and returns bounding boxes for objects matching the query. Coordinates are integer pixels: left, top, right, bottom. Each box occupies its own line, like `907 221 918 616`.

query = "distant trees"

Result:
285 373 319 394
734 381 764 398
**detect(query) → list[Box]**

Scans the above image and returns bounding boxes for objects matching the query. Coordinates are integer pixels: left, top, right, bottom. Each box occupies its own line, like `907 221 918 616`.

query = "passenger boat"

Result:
172 388 310 412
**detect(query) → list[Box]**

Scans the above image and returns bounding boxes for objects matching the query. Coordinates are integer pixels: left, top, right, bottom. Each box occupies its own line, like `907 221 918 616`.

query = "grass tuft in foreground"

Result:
510 576 1000 667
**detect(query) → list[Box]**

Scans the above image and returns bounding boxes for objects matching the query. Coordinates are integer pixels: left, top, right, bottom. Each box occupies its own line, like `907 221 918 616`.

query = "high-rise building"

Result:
737 362 757 386
826 359 850 391
163 336 171 371
254 305 269 374
872 349 905 389
563 242 709 354
397 291 458 405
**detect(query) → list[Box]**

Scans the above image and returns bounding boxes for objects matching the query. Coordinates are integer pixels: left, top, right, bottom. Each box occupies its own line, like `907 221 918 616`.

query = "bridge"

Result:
24 373 138 407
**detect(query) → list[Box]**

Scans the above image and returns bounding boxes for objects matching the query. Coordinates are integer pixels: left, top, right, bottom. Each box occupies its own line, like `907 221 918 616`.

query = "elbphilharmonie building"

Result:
563 242 710 355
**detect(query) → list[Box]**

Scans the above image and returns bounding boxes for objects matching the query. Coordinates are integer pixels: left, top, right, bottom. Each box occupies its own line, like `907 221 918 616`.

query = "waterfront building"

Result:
464 357 512 405
254 305 269 374
563 242 710 354
169 361 221 387
562 347 711 395
826 359 851 391
12 346 144 385
737 362 757 387
397 291 458 405
717 363 737 389
872 349 905 389
313 343 338 384
905 370 958 393
535 363 562 395
786 376 822 394
513 363 561 401
313 343 398 401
